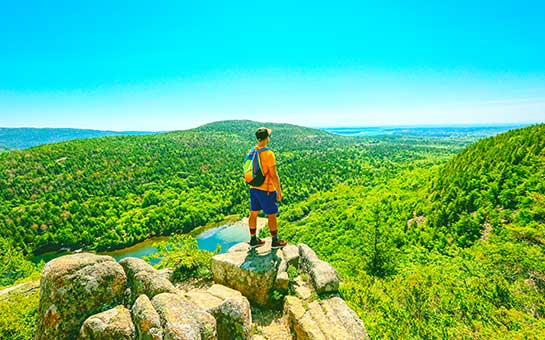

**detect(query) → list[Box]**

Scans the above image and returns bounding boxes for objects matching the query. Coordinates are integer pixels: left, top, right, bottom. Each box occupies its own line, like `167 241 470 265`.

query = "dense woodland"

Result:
278 124 545 337
0 121 459 255
1 120 544 338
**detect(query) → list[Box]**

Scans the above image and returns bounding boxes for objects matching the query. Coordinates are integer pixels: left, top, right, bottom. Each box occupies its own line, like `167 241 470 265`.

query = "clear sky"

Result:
1 0 544 131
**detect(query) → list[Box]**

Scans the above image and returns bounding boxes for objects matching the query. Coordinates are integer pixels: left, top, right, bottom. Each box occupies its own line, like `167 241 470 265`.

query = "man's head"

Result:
255 127 272 143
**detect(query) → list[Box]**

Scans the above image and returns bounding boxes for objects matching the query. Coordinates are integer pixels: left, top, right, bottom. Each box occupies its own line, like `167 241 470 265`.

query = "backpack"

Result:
243 148 269 186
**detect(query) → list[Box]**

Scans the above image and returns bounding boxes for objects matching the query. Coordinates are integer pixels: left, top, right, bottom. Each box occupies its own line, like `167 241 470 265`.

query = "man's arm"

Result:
269 165 283 201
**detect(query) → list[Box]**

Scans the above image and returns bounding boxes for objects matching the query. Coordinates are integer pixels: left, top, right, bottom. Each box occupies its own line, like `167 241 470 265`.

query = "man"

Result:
248 127 287 249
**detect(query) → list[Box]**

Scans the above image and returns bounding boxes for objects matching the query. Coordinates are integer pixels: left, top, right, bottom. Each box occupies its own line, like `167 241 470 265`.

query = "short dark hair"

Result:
255 127 271 141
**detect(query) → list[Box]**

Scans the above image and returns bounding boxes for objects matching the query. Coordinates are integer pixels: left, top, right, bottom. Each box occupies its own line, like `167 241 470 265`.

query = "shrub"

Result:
146 235 216 282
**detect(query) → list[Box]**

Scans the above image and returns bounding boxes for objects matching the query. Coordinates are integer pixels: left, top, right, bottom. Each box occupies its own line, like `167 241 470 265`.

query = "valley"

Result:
1 120 544 338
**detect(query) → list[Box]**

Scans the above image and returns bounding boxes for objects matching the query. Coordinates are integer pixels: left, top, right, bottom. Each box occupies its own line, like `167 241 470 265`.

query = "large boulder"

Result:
214 295 252 340
284 295 368 339
151 293 216 339
322 297 368 339
298 244 319 273
36 253 127 340
79 305 136 340
132 294 163 340
308 261 340 294
119 257 177 305
298 244 340 294
212 238 282 306
284 296 324 339
282 244 300 267
184 284 252 340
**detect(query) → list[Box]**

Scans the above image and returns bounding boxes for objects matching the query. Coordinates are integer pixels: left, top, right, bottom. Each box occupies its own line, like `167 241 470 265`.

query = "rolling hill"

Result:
0 127 154 150
0 120 462 255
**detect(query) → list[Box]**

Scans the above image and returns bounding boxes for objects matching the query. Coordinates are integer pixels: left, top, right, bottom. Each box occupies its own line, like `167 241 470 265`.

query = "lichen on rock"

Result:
36 253 126 340
34 241 366 340
119 257 177 305
183 284 252 340
79 305 135 340
298 244 340 294
211 238 282 306
151 292 216 340
131 294 163 340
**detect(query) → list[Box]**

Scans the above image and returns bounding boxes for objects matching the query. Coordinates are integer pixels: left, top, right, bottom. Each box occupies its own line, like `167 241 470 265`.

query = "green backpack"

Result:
243 148 269 186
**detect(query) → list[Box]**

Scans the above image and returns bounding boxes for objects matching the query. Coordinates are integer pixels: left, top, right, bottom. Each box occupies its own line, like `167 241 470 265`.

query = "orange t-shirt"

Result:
250 147 276 192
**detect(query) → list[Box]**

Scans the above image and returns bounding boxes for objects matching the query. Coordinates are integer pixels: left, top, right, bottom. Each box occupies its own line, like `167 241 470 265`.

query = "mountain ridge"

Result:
0 127 156 150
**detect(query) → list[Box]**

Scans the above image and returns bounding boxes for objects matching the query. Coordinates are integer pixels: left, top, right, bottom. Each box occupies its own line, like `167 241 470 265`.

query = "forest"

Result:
1 120 544 338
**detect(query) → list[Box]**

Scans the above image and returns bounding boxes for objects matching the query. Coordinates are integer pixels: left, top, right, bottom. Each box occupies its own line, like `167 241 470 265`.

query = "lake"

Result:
195 218 264 253
321 124 528 138
32 217 267 265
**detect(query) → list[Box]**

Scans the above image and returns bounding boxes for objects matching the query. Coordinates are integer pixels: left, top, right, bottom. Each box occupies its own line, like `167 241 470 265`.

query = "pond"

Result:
195 218 263 253
31 217 267 265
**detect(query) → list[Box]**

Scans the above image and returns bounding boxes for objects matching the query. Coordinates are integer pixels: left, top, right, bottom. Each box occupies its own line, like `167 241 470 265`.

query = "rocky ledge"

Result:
212 238 368 339
35 239 367 339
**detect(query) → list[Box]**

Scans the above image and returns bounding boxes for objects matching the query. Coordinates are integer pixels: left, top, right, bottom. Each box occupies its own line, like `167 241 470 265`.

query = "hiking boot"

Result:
249 237 266 248
271 239 287 249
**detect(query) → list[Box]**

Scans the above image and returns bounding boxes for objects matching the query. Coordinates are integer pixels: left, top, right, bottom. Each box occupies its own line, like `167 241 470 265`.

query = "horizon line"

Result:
0 120 542 133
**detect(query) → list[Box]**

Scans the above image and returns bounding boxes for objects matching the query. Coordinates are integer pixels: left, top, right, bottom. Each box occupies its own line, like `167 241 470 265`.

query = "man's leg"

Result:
249 210 265 247
267 213 277 238
249 210 259 238
269 213 287 248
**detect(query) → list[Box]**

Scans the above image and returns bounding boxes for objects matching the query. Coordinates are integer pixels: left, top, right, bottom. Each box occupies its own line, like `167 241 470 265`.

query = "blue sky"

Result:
1 0 544 131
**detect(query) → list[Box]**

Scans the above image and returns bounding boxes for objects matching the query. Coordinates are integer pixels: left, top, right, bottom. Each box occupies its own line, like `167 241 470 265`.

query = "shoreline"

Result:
31 215 268 263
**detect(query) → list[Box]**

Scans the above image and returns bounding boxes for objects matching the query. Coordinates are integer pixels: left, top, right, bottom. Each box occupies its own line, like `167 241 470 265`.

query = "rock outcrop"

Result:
298 244 340 294
119 257 177 305
35 240 367 339
36 253 127 340
284 296 368 339
211 238 282 306
79 305 136 340
183 284 252 340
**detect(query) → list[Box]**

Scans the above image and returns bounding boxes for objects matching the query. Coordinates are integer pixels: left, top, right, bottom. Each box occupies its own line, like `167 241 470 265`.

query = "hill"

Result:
428 124 545 247
276 124 545 337
0 127 154 150
0 120 460 256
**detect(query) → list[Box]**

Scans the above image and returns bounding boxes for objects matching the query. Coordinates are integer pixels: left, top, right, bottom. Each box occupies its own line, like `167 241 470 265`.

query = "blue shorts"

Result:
250 188 278 215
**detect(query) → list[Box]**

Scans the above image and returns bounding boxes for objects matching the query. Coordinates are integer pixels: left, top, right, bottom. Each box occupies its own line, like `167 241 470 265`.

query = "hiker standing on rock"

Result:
244 127 287 249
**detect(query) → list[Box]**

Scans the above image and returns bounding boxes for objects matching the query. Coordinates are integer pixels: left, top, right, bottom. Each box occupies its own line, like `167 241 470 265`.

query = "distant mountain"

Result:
323 124 530 139
0 127 155 150
195 119 333 137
